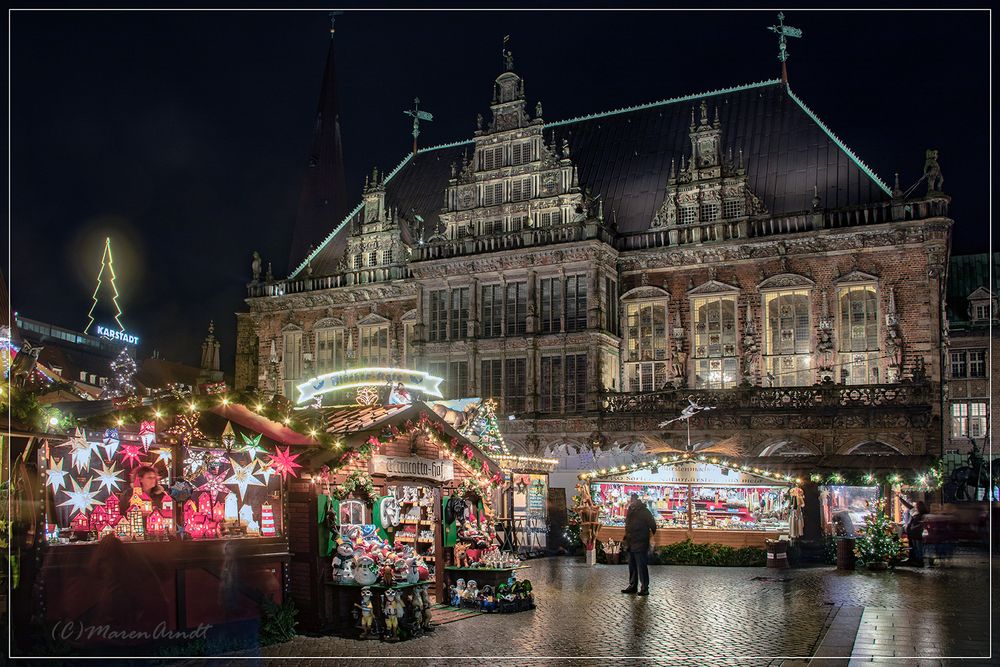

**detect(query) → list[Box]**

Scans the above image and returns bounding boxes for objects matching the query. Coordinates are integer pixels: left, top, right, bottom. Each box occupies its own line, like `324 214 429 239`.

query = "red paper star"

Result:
198 470 230 502
119 443 145 468
268 445 303 480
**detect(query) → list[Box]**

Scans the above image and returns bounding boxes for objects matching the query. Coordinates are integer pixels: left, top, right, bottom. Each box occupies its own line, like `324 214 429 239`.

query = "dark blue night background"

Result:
7 9 989 371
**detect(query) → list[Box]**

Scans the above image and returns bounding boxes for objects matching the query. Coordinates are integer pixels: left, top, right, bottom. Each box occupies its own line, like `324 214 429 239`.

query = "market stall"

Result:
580 454 800 548
289 400 532 639
33 401 318 635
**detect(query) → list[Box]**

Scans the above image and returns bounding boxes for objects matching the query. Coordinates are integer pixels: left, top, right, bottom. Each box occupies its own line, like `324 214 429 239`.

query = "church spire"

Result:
288 19 349 270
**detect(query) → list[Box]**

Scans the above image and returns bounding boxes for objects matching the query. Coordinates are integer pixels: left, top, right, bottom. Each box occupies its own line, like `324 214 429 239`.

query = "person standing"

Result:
621 493 657 596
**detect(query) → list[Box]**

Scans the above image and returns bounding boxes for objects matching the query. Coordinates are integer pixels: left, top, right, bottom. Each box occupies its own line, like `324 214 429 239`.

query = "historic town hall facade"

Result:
236 46 953 467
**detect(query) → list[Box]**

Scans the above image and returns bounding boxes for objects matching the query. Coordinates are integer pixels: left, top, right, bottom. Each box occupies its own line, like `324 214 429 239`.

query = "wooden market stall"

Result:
26 402 319 641
288 400 506 636
581 454 799 549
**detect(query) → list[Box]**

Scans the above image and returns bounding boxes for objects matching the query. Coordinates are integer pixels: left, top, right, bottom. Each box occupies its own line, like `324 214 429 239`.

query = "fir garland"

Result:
332 470 376 502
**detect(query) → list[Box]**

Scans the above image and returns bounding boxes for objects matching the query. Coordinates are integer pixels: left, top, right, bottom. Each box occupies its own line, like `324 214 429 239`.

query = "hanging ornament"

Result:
167 412 206 446
356 385 380 406
68 429 96 473
183 449 209 477
118 443 144 468
152 447 173 466
258 464 276 486
57 477 105 517
100 428 121 459
207 449 227 475
45 456 70 492
239 432 266 459
221 421 236 453
138 420 156 451
224 458 265 500
94 460 125 493
267 445 303 480
197 470 230 502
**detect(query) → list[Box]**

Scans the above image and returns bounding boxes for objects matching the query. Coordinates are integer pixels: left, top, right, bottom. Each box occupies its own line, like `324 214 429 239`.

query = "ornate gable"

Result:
357 313 391 327
401 309 417 322
687 279 740 296
757 273 815 290
314 317 345 329
834 270 879 285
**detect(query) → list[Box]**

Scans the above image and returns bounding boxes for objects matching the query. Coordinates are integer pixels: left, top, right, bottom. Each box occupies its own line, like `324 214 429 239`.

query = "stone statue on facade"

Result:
924 149 944 193
476 113 483 131
535 101 543 118
251 251 262 283
265 262 274 282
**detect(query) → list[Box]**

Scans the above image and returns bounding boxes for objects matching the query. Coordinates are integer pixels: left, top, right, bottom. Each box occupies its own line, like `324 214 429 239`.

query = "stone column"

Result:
526 270 538 334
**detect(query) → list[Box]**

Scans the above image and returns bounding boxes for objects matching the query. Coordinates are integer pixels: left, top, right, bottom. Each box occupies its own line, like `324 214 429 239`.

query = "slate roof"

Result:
946 252 1000 324
295 80 891 279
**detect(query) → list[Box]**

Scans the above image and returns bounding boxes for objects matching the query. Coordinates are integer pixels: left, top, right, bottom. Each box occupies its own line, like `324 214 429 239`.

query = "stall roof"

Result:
580 455 799 486
316 400 503 478
207 403 320 446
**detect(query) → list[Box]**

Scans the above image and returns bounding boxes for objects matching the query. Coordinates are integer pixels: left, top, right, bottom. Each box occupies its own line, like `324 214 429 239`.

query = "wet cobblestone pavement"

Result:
249 549 992 666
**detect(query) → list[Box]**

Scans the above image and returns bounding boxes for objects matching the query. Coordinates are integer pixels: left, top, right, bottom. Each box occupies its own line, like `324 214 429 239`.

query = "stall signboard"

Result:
370 454 454 483
296 367 444 404
609 462 785 486
527 478 547 513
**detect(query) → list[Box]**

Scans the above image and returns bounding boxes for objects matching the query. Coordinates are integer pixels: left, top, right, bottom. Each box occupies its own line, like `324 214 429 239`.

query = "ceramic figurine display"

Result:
418 584 434 631
463 579 479 608
332 537 356 583
353 555 379 586
355 586 376 638
382 589 405 641
453 542 470 567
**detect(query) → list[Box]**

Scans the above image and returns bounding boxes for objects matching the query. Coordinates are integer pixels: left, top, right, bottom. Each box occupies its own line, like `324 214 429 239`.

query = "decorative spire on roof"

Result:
767 11 803 84
200 321 220 372
403 97 434 157
289 19 349 270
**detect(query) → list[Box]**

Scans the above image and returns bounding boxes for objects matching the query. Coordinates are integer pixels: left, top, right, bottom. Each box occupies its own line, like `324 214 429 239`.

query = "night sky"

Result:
8 10 989 373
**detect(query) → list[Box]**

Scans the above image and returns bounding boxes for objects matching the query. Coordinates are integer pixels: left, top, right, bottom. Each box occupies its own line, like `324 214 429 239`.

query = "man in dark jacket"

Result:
621 493 657 595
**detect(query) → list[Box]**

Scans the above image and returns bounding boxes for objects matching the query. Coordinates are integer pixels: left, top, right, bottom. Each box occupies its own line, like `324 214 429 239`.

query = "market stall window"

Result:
818 485 878 537
339 499 369 528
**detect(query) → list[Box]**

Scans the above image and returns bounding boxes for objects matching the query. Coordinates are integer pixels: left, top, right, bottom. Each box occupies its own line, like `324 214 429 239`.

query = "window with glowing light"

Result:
691 295 738 389
763 289 812 386
837 284 879 385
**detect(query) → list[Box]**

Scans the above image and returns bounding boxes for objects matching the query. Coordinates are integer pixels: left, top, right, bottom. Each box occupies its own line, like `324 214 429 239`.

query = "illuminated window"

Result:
626 362 668 393
625 300 668 391
838 285 879 384
691 295 738 389
339 500 368 526
358 325 389 366
763 289 812 386
315 327 346 374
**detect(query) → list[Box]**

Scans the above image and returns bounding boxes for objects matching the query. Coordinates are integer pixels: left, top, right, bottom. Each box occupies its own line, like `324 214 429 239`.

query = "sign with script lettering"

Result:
369 455 454 483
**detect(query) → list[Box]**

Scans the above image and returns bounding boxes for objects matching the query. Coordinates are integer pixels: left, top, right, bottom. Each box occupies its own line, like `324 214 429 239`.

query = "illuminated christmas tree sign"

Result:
295 367 444 405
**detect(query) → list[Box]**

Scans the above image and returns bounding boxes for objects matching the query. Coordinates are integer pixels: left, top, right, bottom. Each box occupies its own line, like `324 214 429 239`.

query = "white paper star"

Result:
57 477 105 517
94 460 125 494
224 458 264 500
46 456 69 492
152 447 173 466
257 464 276 486
68 430 96 473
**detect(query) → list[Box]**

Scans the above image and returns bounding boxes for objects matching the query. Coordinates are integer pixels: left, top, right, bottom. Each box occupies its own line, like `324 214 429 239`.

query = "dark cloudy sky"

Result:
8 9 989 372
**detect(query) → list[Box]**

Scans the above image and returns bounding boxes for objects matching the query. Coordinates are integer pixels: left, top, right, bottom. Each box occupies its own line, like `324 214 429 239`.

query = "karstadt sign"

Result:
95 325 140 345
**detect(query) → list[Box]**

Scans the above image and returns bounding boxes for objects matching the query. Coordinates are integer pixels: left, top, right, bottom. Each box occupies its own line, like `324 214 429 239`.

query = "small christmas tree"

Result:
854 497 907 567
101 347 137 399
461 399 510 456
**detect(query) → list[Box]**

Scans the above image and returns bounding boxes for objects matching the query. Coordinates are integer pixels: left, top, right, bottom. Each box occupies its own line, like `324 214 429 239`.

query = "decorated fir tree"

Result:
461 399 510 456
854 497 907 568
101 347 137 399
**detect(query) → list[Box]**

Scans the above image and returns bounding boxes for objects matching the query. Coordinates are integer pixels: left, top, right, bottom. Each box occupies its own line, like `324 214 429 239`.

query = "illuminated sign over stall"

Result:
296 367 444 405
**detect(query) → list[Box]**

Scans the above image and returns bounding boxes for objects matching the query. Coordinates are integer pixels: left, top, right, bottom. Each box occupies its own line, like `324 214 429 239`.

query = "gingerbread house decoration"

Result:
70 512 90 533
146 510 165 536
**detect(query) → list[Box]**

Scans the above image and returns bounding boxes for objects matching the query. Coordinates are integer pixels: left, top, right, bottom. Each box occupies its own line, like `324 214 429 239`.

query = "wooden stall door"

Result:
287 481 324 632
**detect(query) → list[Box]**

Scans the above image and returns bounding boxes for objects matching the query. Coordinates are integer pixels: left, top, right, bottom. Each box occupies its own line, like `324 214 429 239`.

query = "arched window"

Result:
339 499 369 527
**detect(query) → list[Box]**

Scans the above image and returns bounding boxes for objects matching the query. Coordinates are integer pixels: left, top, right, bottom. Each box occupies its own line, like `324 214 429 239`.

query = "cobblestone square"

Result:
252 551 993 666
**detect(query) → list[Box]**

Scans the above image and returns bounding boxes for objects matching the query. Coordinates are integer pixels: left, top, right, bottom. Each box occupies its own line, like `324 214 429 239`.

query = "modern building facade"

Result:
237 47 954 466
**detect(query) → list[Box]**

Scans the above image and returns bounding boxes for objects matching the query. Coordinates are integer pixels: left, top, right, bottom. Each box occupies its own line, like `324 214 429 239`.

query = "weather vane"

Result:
403 97 433 157
767 11 802 84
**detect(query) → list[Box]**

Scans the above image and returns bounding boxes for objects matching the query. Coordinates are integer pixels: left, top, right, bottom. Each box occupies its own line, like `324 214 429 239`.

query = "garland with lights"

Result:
100 347 137 400
579 452 802 485
331 470 376 502
808 466 945 490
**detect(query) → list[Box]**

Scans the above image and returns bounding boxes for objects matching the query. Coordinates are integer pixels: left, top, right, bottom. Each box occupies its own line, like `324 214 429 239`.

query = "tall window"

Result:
723 199 744 219
382 249 393 265
950 351 967 378
763 290 812 386
952 402 988 438
604 278 619 335
505 282 528 335
511 178 532 202
483 182 504 206
429 290 448 342
353 255 362 270
969 350 987 377
539 356 562 412
315 327 346 374
565 353 587 413
625 300 668 392
700 203 719 223
481 359 502 402
539 277 563 334
368 251 378 266
481 285 503 337
504 358 526 413
282 328 303 399
511 142 531 165
565 275 588 332
679 207 696 225
449 288 469 340
429 361 467 399
359 325 389 366
402 321 415 367
838 285 879 385
692 295 738 389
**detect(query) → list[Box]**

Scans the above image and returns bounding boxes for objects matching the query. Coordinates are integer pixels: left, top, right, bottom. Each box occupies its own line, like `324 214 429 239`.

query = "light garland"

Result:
578 452 801 485
84 237 125 335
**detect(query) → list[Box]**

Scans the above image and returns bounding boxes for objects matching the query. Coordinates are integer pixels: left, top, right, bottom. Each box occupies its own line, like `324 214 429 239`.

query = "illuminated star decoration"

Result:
224 458 264 500
152 447 173 466
138 420 156 452
119 443 144 468
167 412 205 446
94 460 125 493
68 429 97 473
257 464 276 486
183 449 208 477
239 432 266 459
100 428 121 459
220 421 236 453
267 445 303 480
46 456 70 492
57 478 105 517
198 470 230 502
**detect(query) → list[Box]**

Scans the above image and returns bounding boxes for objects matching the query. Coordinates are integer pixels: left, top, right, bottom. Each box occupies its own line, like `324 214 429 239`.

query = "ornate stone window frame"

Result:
687 279 741 389
281 323 304 398
757 274 815 387
313 317 346 375
833 270 880 385
357 313 391 367
620 286 671 392
401 309 417 368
